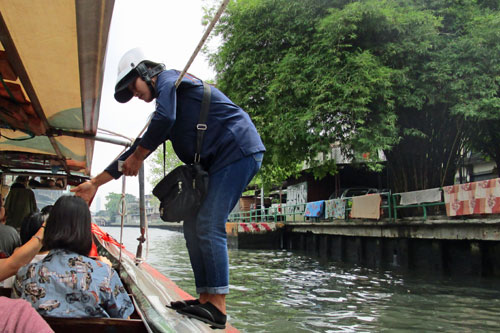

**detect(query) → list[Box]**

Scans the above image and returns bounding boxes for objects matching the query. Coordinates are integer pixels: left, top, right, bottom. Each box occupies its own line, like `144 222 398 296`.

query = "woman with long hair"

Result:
13 195 134 319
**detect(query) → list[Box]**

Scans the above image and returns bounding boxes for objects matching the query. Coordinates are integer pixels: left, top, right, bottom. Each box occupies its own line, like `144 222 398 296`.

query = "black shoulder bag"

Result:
152 82 211 222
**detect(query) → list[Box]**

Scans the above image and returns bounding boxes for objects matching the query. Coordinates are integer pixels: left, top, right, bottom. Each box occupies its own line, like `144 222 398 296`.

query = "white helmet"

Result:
114 48 165 103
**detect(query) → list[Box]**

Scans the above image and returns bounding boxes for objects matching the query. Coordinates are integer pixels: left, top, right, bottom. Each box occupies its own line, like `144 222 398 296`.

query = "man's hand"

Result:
121 146 150 176
70 181 98 204
70 172 113 204
121 153 143 176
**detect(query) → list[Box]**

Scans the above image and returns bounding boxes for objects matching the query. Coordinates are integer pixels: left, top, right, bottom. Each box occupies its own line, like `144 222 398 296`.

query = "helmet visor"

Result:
114 70 138 103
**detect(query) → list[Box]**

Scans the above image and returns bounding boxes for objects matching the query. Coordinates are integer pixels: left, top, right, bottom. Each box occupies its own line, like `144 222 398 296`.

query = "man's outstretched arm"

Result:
70 171 114 204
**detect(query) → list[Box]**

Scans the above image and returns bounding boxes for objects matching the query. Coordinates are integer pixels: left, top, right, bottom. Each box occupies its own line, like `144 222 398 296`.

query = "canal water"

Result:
103 226 500 332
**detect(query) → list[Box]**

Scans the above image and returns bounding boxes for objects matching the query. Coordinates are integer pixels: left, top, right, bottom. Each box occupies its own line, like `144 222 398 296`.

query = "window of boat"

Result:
1 174 69 209
33 188 70 209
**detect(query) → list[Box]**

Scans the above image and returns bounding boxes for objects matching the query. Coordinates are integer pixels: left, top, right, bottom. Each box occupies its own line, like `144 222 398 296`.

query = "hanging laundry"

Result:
443 178 500 216
399 188 442 206
351 194 382 220
304 200 325 218
325 199 346 219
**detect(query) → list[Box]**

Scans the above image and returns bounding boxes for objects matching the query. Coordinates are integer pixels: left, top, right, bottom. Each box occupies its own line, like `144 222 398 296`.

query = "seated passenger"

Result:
0 194 21 258
20 212 49 264
0 221 44 282
0 297 53 333
0 194 5 221
29 177 42 188
4 176 37 230
55 179 65 189
40 205 53 216
13 196 134 319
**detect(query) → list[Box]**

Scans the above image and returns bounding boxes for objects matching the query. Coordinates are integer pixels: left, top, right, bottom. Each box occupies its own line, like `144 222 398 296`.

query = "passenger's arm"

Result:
0 225 44 281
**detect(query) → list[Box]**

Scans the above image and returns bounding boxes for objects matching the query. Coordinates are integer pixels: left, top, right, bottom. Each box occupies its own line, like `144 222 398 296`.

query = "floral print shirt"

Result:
13 249 134 319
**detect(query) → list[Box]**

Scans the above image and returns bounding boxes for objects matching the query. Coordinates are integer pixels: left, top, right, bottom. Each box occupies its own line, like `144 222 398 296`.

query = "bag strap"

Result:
194 81 211 164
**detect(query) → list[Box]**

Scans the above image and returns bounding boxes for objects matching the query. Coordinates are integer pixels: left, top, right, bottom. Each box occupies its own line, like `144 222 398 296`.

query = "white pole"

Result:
261 186 264 221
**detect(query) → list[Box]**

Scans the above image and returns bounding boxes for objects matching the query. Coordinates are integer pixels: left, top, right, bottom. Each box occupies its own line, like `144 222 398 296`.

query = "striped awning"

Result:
0 0 114 178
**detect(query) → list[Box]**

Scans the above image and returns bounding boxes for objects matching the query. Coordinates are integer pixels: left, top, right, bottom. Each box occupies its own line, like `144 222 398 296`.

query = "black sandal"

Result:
167 299 200 310
177 302 227 329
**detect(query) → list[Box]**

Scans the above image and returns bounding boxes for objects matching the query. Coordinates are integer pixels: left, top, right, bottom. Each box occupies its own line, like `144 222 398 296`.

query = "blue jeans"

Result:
183 152 263 294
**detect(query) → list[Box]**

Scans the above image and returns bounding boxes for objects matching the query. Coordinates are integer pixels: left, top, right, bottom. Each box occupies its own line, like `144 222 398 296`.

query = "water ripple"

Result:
103 227 500 332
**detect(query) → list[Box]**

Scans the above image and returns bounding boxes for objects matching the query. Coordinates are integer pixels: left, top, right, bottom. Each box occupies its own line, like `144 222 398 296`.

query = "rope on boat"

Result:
135 165 147 264
131 0 230 139
126 112 154 147
174 0 230 88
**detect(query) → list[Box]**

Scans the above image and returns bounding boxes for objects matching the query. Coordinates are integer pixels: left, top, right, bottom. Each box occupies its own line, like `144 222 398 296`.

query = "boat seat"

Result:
43 316 148 333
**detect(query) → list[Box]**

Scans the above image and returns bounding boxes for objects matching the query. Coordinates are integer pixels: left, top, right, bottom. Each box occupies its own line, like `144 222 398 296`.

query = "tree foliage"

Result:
105 193 137 220
444 10 500 175
147 141 183 188
208 0 500 191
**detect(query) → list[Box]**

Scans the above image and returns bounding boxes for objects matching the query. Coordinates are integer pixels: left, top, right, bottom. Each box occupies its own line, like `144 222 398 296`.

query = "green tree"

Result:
210 0 432 188
105 193 137 220
209 0 499 192
309 0 439 191
147 141 183 188
444 12 500 176
211 0 394 181
387 0 500 188
95 210 107 217
341 0 464 191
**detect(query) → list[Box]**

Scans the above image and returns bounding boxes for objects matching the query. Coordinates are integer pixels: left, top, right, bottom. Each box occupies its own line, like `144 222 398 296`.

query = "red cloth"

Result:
443 178 500 216
88 223 125 257
88 241 99 257
91 223 124 249
0 297 53 333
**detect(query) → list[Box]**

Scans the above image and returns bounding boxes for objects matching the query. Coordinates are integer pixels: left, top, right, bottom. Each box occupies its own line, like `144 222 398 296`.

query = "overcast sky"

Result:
90 0 217 211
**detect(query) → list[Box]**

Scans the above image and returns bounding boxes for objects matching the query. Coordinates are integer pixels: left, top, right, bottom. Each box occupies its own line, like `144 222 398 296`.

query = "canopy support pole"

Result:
52 129 132 147
118 174 127 272
136 165 147 263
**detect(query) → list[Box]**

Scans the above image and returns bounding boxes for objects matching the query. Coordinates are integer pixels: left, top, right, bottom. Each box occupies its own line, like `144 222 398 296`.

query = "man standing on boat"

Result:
71 48 265 329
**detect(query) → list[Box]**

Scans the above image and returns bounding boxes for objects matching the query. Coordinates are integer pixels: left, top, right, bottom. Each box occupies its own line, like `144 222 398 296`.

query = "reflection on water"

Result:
103 227 500 332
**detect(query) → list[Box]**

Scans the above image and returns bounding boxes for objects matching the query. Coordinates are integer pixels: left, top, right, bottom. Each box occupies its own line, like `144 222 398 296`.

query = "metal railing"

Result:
228 202 307 223
391 193 445 221
227 191 449 223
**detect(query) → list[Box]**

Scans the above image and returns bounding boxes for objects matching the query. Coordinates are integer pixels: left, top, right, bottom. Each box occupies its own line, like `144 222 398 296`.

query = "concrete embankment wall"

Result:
227 217 500 277
284 232 500 277
284 218 500 277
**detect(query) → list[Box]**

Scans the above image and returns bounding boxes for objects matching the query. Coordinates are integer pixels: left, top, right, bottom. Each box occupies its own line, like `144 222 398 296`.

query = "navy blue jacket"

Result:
105 70 265 178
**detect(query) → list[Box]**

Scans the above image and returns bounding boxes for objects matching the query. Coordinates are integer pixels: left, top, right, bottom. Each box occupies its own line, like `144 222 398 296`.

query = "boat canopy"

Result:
0 0 114 181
